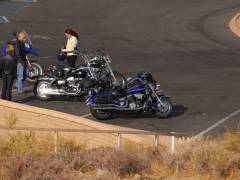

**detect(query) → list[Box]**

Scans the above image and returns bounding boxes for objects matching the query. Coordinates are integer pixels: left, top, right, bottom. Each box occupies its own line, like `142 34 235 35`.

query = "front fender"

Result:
158 94 170 99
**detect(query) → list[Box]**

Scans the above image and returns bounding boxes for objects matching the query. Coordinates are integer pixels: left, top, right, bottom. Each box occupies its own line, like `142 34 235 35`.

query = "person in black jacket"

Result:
14 31 27 94
1 44 17 101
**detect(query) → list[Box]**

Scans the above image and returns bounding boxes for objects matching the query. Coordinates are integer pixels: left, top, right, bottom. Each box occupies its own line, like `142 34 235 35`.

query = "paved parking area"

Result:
1 0 240 137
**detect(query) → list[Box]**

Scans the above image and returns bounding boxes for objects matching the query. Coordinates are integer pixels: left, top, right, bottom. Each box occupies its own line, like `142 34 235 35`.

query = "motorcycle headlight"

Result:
107 58 111 63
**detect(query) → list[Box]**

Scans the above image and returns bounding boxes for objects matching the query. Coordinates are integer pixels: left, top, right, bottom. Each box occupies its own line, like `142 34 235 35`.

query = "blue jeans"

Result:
16 63 26 93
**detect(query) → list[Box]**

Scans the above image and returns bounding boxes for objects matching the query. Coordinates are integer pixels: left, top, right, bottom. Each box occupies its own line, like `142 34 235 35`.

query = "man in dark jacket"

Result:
1 44 17 101
14 31 27 94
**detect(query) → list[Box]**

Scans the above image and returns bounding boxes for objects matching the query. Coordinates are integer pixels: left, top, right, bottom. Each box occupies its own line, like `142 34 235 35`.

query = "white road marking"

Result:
80 113 91 118
0 16 9 23
32 35 53 40
13 4 30 14
192 108 240 139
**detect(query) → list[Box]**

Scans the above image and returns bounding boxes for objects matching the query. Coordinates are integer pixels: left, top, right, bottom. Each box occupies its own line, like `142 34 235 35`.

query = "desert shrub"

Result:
54 146 149 178
222 130 240 154
0 132 54 156
146 136 240 179
0 155 68 180
58 136 86 152
1 129 240 179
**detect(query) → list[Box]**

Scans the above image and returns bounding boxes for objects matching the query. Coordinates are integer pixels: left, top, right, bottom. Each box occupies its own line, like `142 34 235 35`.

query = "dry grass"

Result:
54 146 149 178
1 130 240 179
4 112 17 128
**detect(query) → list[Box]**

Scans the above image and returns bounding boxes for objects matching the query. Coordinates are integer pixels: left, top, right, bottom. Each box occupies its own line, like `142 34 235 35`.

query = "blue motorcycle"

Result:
1 31 43 83
86 71 172 120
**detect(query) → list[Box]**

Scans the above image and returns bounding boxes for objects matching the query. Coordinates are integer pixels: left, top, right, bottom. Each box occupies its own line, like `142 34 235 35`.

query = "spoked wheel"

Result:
90 106 112 120
155 98 172 118
34 80 51 101
111 71 127 89
26 63 43 83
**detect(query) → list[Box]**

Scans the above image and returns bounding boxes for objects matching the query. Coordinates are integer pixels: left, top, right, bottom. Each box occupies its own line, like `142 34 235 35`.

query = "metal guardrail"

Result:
0 126 187 153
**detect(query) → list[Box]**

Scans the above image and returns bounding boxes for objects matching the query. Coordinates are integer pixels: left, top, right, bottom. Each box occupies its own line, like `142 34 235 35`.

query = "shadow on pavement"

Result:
106 104 187 120
171 105 188 118
15 95 36 103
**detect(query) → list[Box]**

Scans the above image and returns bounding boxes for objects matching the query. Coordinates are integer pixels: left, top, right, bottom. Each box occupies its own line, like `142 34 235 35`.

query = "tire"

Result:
155 98 172 118
26 62 43 83
34 80 51 101
90 106 112 120
112 71 127 89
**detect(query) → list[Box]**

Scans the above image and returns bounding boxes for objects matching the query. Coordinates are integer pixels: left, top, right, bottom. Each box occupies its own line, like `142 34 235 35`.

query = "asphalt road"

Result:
1 0 240 137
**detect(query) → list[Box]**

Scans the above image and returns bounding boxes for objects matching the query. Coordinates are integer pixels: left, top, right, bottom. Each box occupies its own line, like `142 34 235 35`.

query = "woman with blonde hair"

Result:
1 44 17 101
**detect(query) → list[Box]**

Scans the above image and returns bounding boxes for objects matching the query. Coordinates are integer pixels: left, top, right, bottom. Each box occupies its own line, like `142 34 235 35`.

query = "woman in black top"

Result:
1 44 17 101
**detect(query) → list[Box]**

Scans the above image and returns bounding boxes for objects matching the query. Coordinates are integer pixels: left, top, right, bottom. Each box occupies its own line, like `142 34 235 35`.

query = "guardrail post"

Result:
117 133 122 150
54 131 59 153
171 136 175 154
154 134 159 151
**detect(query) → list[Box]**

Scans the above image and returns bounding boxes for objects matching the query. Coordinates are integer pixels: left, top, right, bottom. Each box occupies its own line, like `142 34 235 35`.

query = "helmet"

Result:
57 53 66 61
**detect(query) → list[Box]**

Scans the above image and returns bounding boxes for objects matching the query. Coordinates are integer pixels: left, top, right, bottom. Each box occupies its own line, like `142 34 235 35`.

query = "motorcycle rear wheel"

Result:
90 106 112 120
34 80 51 101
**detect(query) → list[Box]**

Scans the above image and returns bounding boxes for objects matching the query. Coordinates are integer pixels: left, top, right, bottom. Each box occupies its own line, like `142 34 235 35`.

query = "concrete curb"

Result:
0 100 175 148
229 13 240 37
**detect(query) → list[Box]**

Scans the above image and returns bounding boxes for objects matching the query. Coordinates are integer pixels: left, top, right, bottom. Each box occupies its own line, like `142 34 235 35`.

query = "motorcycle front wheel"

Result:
26 62 43 83
90 106 112 120
34 80 51 101
155 98 172 118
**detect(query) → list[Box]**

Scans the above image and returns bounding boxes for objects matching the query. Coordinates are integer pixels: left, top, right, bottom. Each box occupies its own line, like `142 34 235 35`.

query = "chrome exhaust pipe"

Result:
39 87 79 96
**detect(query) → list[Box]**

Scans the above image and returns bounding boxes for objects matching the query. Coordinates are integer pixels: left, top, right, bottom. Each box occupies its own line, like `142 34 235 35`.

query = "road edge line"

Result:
192 108 240 139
